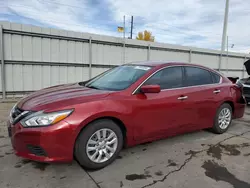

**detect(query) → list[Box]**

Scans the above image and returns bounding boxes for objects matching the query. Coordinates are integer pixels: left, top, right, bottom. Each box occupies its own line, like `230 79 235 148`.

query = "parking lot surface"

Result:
0 102 250 188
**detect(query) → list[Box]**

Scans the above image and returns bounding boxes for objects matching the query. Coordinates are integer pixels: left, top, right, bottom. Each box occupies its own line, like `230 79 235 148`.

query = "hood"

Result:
238 77 250 85
17 83 111 111
244 59 250 75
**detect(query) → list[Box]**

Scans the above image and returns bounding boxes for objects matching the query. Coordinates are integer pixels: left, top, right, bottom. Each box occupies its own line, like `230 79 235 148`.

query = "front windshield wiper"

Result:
78 81 86 86
85 85 100 90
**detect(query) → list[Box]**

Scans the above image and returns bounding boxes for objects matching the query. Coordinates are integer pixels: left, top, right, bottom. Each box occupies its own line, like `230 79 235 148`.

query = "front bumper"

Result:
7 120 75 163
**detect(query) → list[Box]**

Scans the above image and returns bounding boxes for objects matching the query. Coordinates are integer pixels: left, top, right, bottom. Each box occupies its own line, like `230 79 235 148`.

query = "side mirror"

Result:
140 85 161 93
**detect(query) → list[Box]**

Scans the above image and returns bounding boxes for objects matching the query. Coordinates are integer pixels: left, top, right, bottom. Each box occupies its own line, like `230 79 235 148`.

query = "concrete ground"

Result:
0 103 250 188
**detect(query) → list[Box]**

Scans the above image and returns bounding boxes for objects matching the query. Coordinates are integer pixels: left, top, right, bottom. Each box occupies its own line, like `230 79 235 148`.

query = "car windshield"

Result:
84 65 152 91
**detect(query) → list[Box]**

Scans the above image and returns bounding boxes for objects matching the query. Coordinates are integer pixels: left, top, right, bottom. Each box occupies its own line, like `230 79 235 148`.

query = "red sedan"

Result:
8 61 246 169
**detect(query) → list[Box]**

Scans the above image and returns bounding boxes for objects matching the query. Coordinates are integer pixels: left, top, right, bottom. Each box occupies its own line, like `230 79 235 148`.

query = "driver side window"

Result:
144 66 183 90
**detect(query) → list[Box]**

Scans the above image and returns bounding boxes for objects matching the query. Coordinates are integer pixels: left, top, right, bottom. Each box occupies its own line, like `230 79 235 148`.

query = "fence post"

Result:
189 49 192 63
123 39 126 64
147 44 151 60
242 55 246 78
0 25 6 100
89 37 92 79
218 52 222 71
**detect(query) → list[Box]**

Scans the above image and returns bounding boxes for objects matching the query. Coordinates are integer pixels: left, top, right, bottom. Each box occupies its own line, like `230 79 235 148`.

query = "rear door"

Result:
182 66 222 129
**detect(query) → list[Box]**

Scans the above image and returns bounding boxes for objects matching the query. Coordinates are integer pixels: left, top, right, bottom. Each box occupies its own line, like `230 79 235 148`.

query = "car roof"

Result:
127 60 222 75
128 60 203 68
128 60 181 67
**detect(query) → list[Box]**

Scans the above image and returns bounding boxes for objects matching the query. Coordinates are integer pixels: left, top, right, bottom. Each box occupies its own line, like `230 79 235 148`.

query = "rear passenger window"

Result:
184 67 213 86
211 72 221 83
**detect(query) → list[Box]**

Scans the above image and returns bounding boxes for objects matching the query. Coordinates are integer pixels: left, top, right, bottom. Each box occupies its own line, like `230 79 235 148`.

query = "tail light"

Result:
233 83 246 104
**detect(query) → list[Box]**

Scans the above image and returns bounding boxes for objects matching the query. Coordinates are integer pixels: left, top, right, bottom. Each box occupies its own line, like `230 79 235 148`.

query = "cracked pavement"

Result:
0 102 250 188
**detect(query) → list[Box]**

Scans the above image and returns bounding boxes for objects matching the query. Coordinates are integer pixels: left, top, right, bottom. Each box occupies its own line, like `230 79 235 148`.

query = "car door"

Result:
131 66 194 142
181 66 221 129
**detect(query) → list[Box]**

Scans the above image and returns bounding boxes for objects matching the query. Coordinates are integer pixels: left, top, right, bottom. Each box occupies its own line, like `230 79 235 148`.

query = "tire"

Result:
212 103 233 134
74 119 123 170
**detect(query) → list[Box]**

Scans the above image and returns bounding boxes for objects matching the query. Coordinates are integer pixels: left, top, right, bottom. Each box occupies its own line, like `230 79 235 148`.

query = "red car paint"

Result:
8 61 246 163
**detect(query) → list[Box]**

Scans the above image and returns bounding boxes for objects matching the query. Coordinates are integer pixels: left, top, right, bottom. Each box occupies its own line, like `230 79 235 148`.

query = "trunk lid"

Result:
244 59 250 75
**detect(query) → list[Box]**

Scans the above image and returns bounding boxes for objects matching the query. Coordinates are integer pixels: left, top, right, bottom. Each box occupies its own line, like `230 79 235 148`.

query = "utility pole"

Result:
123 15 126 63
123 15 126 39
130 16 134 39
221 0 229 52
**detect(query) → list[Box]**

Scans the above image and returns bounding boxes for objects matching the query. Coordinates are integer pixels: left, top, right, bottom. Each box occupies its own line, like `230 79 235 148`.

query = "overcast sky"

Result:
1 0 250 53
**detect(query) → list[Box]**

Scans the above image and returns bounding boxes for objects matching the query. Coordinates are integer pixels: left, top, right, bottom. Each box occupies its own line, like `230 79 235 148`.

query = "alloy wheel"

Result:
218 108 231 129
86 128 118 163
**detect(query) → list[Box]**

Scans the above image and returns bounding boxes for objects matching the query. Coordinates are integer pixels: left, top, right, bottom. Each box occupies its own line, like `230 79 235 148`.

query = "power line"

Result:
15 1 222 37
135 14 224 23
133 28 222 39
133 24 222 37
9 12 119 35
133 29 222 40
36 0 88 10
9 3 223 37
125 27 222 43
131 29 222 43
132 15 224 37
7 2 226 44
8 4 120 26
9 12 222 42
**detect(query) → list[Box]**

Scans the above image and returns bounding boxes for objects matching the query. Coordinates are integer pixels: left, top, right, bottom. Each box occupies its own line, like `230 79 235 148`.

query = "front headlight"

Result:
21 109 73 127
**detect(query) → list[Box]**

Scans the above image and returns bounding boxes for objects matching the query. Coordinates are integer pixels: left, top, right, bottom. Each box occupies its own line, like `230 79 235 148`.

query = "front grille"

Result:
27 145 47 156
243 86 250 95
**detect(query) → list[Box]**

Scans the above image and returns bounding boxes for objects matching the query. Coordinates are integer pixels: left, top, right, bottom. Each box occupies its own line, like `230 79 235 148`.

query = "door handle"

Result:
213 89 221 94
178 96 188 100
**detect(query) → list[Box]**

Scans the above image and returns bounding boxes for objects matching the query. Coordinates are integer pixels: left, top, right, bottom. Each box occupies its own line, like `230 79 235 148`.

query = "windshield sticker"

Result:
134 66 151 71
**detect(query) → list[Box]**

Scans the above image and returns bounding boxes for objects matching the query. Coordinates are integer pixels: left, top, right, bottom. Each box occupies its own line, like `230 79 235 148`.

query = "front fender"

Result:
76 111 131 135
65 100 135 147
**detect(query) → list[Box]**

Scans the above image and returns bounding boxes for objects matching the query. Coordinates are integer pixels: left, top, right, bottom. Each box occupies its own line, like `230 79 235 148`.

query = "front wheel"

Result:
212 103 233 134
74 119 123 170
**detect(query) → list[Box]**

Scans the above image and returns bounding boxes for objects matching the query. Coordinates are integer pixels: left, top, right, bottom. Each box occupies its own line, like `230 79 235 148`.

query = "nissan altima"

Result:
8 61 246 169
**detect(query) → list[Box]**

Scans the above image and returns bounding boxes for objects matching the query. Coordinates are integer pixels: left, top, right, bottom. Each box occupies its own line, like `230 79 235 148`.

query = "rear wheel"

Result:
212 103 232 134
74 119 123 170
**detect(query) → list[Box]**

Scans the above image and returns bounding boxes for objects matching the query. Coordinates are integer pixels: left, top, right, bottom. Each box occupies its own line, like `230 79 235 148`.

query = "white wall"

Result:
0 21 249 98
